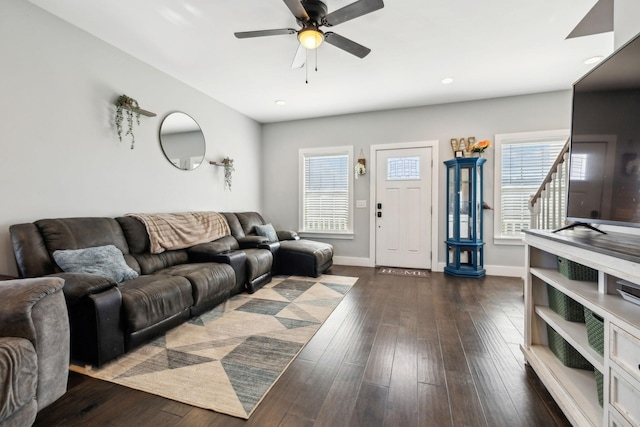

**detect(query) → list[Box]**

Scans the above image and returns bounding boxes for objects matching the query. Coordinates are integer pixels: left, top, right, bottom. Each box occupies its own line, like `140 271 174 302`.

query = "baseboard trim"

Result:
437 262 521 278
486 265 524 278
332 256 374 267
336 259 522 278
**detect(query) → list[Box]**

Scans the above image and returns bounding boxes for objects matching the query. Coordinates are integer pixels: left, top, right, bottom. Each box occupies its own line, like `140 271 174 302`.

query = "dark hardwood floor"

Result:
35 266 571 427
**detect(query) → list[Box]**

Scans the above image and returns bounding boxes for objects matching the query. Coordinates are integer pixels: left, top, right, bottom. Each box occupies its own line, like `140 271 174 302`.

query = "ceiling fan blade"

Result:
323 0 384 27
235 28 297 39
324 32 371 58
283 0 309 21
291 45 306 68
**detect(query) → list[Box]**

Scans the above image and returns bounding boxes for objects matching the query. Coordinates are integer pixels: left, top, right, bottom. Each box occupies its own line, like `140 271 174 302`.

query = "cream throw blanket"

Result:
127 212 230 254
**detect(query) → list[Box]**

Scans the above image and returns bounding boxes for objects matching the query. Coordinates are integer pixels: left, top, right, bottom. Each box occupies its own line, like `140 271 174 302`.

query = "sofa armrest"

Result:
237 235 269 248
276 230 300 241
49 273 116 307
0 277 70 410
258 241 281 253
188 242 231 261
0 277 65 343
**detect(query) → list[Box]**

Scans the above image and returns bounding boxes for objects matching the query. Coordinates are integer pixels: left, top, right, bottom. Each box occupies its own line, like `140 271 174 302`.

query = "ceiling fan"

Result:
234 0 384 68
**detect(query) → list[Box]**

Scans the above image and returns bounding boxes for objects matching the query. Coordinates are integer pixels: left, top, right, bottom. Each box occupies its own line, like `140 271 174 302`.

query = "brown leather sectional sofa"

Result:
9 212 333 367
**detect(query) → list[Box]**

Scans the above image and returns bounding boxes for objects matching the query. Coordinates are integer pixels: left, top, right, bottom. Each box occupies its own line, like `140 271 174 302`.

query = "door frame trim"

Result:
369 140 440 271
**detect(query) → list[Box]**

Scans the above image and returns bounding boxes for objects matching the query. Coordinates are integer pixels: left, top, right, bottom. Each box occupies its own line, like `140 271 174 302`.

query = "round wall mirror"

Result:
159 112 206 170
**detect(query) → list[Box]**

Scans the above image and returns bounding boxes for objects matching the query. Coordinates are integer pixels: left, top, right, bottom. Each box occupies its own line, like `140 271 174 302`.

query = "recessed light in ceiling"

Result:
441 77 454 85
584 56 604 65
275 100 286 106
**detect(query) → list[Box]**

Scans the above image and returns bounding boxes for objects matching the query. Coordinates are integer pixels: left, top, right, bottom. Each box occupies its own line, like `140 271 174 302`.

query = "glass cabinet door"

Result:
474 165 482 240
460 166 471 240
448 166 456 239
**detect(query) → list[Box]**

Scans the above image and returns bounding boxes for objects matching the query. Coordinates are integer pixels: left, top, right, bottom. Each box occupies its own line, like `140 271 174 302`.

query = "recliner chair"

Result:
0 277 69 427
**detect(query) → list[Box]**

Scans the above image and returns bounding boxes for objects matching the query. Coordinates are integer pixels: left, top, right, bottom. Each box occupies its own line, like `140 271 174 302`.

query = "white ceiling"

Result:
28 0 615 124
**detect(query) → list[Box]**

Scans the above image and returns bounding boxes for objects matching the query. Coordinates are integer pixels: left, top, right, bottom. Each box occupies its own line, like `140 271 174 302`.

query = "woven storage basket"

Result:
584 307 604 356
594 368 603 407
557 257 597 281
547 284 585 322
546 324 593 370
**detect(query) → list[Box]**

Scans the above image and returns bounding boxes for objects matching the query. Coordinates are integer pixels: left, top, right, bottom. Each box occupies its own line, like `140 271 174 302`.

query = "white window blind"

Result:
495 131 568 242
300 149 352 233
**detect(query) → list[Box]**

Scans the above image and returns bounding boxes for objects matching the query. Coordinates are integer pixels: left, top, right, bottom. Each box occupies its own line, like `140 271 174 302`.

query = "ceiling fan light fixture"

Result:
298 26 324 49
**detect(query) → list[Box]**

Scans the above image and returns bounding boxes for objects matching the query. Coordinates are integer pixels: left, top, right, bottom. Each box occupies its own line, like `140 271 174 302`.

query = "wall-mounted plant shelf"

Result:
209 161 225 166
120 104 156 117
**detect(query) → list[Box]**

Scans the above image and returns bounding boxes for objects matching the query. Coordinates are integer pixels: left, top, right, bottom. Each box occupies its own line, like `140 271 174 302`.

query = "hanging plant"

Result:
222 157 235 191
115 94 141 149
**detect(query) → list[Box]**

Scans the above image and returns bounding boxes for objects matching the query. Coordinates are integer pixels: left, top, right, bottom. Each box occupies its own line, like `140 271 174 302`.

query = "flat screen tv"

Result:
566 31 640 230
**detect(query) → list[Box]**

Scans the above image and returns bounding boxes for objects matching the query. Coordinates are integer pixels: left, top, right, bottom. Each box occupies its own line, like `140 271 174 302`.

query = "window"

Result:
299 146 353 237
387 156 421 180
494 130 569 244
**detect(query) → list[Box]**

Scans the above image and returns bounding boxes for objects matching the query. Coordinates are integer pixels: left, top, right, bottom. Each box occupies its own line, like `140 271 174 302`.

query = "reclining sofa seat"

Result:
10 217 236 367
187 233 273 294
224 212 334 278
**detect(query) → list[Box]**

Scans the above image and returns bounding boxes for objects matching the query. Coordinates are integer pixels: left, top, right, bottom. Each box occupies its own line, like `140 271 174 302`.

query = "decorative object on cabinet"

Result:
450 138 459 156
114 94 156 149
523 228 640 426
210 157 235 190
159 112 206 170
355 149 366 179
449 137 485 158
470 139 491 157
444 157 485 278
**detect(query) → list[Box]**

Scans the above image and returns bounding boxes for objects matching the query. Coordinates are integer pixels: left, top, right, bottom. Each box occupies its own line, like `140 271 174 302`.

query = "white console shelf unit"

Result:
523 229 640 427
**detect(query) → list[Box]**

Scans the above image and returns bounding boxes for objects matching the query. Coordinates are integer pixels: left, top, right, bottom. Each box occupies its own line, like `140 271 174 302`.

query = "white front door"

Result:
375 147 432 269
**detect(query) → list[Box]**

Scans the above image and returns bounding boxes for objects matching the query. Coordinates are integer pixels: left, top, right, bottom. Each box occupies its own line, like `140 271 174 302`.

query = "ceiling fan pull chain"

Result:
315 48 318 72
305 49 309 84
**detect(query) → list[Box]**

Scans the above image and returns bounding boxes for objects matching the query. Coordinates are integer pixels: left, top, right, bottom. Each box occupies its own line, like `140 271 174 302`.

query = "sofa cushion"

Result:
53 245 139 283
36 218 130 257
235 212 266 236
0 337 37 422
131 250 189 275
118 275 193 333
254 223 278 243
116 216 150 254
154 263 235 306
222 213 245 238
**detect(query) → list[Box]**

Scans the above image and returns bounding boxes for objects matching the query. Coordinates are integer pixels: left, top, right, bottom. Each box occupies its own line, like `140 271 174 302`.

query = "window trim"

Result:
494 129 569 245
298 146 354 238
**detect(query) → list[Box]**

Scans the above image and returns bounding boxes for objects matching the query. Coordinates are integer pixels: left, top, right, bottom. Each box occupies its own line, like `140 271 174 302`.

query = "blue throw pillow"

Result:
53 245 139 283
254 223 278 242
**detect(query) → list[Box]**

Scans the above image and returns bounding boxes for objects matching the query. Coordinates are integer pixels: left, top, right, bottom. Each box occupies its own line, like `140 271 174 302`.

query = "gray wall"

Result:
262 91 573 272
0 2 262 276
615 0 640 48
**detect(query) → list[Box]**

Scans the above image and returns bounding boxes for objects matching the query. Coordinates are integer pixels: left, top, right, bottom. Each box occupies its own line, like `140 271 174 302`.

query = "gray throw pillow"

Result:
53 245 139 283
254 223 278 242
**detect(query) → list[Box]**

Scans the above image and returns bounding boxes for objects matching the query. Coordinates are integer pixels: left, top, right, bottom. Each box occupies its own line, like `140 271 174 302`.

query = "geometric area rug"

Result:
70 274 358 419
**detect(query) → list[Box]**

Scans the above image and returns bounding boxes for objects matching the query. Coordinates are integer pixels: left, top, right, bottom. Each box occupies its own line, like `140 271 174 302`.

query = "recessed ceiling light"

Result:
275 100 286 106
584 56 603 65
441 77 454 85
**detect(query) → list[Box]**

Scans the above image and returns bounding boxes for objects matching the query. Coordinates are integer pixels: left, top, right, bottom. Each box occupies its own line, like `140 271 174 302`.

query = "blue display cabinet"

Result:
444 157 486 278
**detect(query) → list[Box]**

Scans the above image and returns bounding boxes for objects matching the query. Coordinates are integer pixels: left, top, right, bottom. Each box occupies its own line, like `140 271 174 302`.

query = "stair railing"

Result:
529 138 570 230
